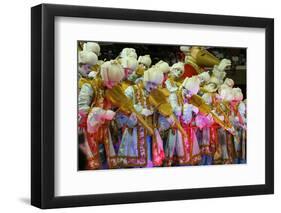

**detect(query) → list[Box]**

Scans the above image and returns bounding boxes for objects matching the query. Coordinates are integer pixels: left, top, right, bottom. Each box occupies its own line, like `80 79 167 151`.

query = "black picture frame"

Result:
31 3 274 209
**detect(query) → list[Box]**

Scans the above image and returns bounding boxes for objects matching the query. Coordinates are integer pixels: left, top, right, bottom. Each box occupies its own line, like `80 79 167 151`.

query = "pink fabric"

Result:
152 130 165 166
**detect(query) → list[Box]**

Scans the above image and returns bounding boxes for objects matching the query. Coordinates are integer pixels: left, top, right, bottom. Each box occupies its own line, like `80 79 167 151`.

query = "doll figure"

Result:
119 56 138 90
167 62 185 110
228 87 246 164
162 62 193 165
159 62 189 166
78 59 124 169
78 42 100 77
212 80 238 164
195 93 214 165
154 60 170 84
165 62 185 113
118 67 165 167
180 76 202 164
220 79 244 164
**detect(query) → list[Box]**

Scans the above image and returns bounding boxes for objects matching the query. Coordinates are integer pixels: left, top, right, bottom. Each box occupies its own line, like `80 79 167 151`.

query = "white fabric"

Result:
83 42 100 55
138 55 152 67
155 60 170 73
78 83 93 114
78 50 98 65
120 56 138 70
143 67 164 85
120 48 137 59
100 60 124 83
181 76 200 95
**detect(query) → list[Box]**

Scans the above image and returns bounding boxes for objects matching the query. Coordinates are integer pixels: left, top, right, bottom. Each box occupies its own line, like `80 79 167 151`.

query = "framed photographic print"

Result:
31 3 274 209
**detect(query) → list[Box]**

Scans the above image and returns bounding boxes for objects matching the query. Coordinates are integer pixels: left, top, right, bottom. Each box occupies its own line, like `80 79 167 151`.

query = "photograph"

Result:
77 41 247 170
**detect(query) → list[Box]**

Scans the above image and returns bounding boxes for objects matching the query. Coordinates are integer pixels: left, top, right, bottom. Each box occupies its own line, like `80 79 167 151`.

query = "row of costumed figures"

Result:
77 42 247 170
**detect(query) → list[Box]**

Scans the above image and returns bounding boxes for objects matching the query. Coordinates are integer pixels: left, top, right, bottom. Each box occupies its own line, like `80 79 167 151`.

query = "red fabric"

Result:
210 125 219 153
162 73 168 87
78 112 87 129
182 64 199 79
79 116 87 129
230 101 244 125
182 64 208 80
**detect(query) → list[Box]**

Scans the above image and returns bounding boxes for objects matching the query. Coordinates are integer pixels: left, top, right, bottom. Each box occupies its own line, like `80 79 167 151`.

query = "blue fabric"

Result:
146 135 152 161
200 155 213 165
